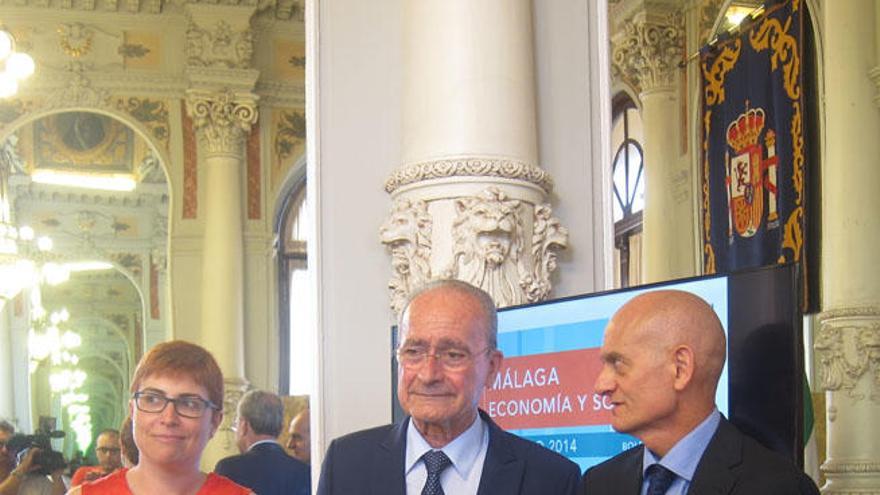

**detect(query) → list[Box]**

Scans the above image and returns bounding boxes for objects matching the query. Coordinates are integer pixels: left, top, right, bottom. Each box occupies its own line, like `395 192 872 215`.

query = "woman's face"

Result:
130 373 221 469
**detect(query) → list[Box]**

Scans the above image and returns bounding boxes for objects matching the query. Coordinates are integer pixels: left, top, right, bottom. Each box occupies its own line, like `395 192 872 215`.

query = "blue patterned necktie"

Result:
421 450 452 495
645 464 677 495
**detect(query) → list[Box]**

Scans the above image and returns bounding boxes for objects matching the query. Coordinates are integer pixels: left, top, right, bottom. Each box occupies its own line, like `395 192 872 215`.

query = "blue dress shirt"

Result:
640 409 722 495
404 415 490 495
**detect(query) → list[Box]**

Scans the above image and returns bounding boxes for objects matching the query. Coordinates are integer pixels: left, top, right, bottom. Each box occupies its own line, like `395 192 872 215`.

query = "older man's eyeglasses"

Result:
396 345 491 370
132 391 219 419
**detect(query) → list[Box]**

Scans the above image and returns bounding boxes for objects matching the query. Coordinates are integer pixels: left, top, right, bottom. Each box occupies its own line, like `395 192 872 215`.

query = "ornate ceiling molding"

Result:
186 19 254 70
385 157 554 195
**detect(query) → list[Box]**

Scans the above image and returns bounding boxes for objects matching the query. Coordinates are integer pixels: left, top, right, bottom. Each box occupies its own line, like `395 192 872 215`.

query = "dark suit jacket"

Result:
580 417 819 495
215 441 311 495
317 410 580 495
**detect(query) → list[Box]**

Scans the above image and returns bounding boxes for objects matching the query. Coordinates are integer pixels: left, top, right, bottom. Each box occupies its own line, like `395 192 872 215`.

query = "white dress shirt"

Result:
404 415 490 495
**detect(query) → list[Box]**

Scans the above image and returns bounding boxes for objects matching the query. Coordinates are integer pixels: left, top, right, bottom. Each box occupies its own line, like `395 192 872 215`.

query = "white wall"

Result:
312 0 403 465
533 0 612 298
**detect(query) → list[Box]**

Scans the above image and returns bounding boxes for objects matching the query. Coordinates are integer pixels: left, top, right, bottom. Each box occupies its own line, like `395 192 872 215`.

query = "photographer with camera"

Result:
0 421 67 495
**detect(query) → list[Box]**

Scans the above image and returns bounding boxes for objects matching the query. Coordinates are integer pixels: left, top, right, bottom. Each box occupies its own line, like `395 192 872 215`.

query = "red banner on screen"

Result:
480 348 612 430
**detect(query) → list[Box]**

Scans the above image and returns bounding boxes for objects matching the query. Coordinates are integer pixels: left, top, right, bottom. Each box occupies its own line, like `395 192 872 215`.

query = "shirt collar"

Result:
405 414 487 480
642 409 721 482
247 439 280 452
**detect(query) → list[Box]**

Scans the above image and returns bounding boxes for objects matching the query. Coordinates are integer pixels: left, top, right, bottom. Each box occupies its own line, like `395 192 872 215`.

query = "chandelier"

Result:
0 143 54 302
0 28 34 98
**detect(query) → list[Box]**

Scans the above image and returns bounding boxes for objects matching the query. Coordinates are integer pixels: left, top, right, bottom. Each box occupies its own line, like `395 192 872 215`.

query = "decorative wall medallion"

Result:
380 198 432 314
46 72 110 109
271 108 305 189
815 308 880 403
444 187 529 307
116 97 170 150
34 112 132 170
58 23 94 58
385 157 553 194
186 20 254 69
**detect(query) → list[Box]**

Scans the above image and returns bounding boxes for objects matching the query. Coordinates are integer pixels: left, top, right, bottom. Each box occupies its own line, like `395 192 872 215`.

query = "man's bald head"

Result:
595 290 727 455
612 290 726 397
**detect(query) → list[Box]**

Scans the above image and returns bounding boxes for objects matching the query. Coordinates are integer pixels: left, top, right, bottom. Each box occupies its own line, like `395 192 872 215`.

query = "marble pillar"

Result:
381 0 568 312
815 0 880 492
611 6 691 283
186 89 257 466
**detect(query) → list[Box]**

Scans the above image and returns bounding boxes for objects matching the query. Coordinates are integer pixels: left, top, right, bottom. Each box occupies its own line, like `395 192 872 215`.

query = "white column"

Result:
815 1 880 493
186 90 257 468
382 0 568 312
611 8 689 283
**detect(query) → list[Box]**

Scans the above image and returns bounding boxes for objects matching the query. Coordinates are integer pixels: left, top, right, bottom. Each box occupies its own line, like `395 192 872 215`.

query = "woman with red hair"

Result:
70 341 252 495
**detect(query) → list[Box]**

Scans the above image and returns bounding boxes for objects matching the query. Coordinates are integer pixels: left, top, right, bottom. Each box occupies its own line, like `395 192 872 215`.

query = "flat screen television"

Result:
392 264 804 472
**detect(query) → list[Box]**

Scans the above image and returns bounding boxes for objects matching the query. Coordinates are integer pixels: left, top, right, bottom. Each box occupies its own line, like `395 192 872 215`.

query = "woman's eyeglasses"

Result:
132 391 219 419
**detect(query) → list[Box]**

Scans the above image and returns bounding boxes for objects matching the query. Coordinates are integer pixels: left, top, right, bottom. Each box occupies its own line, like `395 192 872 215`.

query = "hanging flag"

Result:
700 0 810 308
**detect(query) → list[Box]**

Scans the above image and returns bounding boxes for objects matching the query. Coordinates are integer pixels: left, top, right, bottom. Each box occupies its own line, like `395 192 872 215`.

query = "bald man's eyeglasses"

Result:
396 346 491 370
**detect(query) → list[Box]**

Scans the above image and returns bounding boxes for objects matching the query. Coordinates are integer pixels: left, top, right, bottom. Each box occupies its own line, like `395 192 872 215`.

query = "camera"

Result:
6 417 67 476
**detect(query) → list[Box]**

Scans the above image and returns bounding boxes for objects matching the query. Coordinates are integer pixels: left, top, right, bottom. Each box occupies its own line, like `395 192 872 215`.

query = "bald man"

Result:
581 290 818 495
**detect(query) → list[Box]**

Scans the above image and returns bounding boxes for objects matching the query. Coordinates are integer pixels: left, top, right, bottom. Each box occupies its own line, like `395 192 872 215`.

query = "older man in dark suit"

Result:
215 390 310 495
580 290 819 495
318 280 580 495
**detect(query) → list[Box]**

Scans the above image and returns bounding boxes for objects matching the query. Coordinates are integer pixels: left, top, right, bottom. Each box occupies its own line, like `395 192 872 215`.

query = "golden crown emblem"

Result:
725 105 766 151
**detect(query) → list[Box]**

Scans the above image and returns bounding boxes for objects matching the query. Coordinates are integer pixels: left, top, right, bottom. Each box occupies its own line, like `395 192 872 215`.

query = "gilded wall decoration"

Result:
121 32 161 69
115 97 170 151
445 187 529 307
32 112 133 172
271 108 305 189
379 198 432 314
246 121 261 220
186 20 254 69
274 39 306 80
181 105 198 219
58 23 94 58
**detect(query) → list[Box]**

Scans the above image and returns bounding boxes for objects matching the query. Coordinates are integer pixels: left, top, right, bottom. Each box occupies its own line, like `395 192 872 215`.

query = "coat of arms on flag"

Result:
700 0 810 308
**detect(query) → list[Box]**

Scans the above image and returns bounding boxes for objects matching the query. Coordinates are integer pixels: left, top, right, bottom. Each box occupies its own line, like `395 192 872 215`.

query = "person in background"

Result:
69 430 121 487
215 390 310 495
286 408 310 465
318 280 581 495
580 290 819 495
0 420 14 484
117 417 138 468
68 340 253 495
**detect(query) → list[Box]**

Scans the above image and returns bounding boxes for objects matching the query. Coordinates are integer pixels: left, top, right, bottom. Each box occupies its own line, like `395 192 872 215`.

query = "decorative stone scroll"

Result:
384 157 554 195
611 13 684 92
380 184 568 311
185 90 258 156
379 198 432 314
815 307 880 403
186 20 254 69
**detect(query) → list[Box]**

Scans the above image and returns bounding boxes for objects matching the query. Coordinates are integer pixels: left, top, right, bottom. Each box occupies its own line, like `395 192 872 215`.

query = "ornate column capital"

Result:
185 90 258 157
611 9 684 93
816 306 880 403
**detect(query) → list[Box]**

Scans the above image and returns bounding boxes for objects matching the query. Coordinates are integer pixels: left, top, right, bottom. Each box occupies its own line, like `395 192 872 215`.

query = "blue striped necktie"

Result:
645 464 677 495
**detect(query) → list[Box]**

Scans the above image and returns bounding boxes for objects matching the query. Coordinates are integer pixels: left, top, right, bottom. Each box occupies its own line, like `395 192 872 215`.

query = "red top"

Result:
71 466 115 487
81 468 251 494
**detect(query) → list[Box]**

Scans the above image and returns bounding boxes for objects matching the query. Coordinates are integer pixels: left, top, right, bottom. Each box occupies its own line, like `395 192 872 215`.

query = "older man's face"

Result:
396 288 502 439
95 432 122 472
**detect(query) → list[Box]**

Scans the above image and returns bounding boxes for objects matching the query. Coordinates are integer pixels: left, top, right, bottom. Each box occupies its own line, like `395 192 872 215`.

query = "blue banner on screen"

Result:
479 277 729 472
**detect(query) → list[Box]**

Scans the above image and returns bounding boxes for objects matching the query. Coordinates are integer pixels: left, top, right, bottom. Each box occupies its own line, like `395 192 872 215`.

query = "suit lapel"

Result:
620 446 645 495
687 418 742 495
372 419 409 495
476 412 525 495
